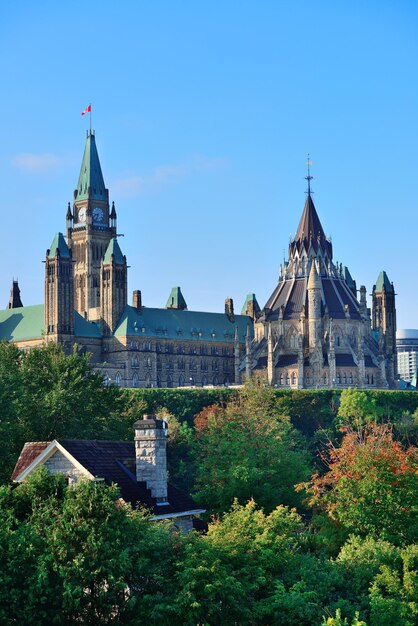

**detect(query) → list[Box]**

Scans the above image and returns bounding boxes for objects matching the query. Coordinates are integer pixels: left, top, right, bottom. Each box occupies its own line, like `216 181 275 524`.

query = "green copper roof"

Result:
75 132 107 202
47 233 70 259
241 293 260 315
103 238 125 265
114 305 254 343
166 287 187 310
375 270 394 293
0 304 44 341
342 266 356 289
0 305 101 342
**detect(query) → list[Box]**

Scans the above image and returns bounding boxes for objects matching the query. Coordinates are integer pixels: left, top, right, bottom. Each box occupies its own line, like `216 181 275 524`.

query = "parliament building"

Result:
0 132 397 388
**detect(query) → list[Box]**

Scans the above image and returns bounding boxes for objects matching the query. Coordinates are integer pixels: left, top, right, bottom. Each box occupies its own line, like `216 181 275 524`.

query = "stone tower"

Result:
372 270 397 379
7 280 23 309
307 260 322 351
44 233 74 341
67 131 117 321
100 238 127 335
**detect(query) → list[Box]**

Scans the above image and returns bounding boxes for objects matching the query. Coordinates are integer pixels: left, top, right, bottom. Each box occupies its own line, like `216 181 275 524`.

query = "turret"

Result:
307 260 322 351
100 238 127 335
44 233 74 340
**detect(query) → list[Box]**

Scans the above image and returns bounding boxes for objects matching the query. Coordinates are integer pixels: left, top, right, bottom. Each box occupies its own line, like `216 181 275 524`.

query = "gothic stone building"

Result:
246 189 397 389
0 132 397 389
0 132 253 388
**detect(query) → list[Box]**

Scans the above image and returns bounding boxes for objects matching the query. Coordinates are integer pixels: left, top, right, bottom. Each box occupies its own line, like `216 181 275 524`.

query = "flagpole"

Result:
89 103 92 134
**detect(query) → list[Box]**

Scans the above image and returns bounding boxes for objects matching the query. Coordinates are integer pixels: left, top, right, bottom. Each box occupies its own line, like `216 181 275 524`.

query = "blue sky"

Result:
0 0 417 327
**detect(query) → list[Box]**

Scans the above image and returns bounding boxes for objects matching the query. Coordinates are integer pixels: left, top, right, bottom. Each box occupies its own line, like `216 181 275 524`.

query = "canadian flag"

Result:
81 105 91 116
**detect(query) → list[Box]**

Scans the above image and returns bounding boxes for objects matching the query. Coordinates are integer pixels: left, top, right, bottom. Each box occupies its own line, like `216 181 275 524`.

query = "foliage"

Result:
0 468 177 625
322 608 367 625
192 381 312 514
337 388 383 428
0 342 123 483
174 499 316 625
369 544 418 626
302 424 418 545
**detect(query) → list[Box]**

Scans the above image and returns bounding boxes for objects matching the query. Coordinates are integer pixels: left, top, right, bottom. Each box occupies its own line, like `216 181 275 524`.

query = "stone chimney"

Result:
134 415 168 503
132 289 142 313
225 297 234 322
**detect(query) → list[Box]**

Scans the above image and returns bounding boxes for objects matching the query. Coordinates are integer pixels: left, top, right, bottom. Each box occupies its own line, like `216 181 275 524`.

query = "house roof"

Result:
12 439 202 517
114 304 253 343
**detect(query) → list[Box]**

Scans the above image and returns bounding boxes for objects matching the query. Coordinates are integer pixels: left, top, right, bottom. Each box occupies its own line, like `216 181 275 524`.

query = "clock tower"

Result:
66 131 117 321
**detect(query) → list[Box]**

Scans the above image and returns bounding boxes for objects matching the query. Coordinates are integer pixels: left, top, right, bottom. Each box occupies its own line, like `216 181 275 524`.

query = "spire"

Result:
305 153 313 196
110 201 117 219
7 280 23 309
103 238 125 265
307 261 321 290
66 202 73 220
294 194 327 245
165 287 188 310
74 132 107 202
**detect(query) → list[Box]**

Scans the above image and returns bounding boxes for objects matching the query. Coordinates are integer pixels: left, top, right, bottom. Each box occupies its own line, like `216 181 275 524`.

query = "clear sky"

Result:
0 0 417 327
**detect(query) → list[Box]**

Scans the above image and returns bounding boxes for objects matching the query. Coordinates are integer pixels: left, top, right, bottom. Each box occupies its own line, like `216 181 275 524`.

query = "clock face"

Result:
93 207 104 222
78 207 87 223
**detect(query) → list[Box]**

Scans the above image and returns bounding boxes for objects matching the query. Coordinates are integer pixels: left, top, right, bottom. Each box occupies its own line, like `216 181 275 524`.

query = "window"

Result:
115 372 122 387
167 375 173 388
291 372 297 385
212 375 219 386
202 376 207 386
342 372 347 385
279 374 284 385
336 373 341 384
349 372 353 385
132 372 139 388
286 372 290 385
179 374 185 387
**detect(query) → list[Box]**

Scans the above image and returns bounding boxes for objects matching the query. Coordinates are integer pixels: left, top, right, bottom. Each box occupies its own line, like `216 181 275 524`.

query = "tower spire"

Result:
305 154 313 195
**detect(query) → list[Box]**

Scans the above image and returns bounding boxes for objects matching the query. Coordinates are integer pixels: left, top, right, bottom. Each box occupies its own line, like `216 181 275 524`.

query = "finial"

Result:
305 153 313 195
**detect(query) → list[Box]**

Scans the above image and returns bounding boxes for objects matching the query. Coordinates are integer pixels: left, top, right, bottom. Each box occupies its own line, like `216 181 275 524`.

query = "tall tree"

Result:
193 382 312 514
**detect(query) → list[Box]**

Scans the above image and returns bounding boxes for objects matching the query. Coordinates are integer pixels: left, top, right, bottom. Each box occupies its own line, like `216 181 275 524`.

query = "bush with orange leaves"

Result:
299 424 418 546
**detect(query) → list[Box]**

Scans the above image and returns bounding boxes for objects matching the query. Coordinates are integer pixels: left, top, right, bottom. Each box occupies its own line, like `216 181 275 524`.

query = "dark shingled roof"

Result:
276 354 298 367
336 354 356 366
12 439 201 517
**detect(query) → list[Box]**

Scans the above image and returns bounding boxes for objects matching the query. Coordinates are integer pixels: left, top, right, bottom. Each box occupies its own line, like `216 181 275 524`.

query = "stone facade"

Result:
44 449 87 484
247 190 397 389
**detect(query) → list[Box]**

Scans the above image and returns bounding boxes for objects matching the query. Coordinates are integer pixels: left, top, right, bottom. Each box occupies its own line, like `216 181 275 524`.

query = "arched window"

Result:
213 375 219 386
279 373 284 385
366 373 370 384
342 372 347 385
115 372 122 387
336 373 341 384
178 374 185 387
132 372 139 388
291 372 297 385
323 373 328 385
286 372 290 385
156 375 161 388
167 375 173 388
349 372 353 385
145 375 151 388
202 375 207 387
371 374 374 385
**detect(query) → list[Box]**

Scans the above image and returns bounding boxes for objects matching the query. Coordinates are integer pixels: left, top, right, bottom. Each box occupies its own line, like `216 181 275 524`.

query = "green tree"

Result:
369 544 418 626
175 499 315 625
0 468 177 625
337 388 382 429
0 342 123 482
193 382 312 514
